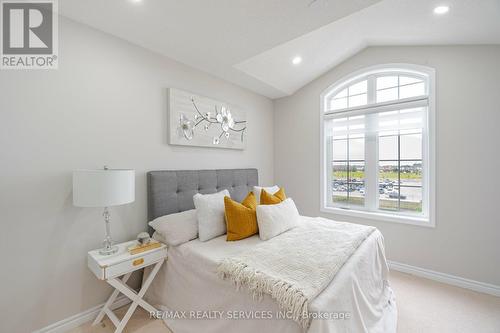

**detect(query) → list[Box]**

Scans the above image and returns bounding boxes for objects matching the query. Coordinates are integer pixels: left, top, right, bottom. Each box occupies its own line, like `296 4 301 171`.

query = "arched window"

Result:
320 64 435 226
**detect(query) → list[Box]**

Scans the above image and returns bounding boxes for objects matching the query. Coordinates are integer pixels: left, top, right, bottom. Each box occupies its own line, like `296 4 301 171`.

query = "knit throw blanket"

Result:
217 216 376 330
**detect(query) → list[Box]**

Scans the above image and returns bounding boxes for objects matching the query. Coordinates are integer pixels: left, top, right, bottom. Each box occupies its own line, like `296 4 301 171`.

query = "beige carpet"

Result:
69 271 500 333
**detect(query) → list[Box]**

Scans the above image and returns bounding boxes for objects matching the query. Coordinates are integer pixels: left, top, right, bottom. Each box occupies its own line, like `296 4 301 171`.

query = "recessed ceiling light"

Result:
433 5 449 14
130 0 143 4
292 56 302 65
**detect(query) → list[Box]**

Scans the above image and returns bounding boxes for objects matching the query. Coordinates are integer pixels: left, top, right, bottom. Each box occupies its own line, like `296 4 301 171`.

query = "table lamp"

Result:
73 167 135 255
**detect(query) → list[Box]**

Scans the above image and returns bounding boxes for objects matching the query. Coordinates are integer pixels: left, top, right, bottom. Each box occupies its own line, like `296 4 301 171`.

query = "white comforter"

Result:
145 217 397 333
218 218 376 329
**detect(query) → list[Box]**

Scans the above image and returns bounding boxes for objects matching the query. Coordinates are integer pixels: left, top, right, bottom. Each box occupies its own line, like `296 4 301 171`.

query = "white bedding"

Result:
145 217 397 333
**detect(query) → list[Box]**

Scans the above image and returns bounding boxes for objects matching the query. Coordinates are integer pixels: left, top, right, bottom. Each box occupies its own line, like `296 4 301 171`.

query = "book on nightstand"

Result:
127 240 162 255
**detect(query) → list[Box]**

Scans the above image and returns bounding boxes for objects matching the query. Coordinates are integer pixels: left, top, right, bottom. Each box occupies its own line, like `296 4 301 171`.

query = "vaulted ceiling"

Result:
60 0 500 99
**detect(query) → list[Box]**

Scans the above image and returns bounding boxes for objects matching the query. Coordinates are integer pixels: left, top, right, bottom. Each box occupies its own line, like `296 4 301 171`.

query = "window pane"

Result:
399 82 425 99
379 135 398 160
332 162 347 206
333 139 347 161
330 97 347 110
400 133 422 160
400 187 422 213
379 161 399 187
334 88 348 99
333 162 347 182
379 182 400 211
379 161 399 211
400 161 422 187
399 76 422 85
379 192 399 211
348 194 364 207
332 190 347 207
348 162 365 184
377 76 398 90
348 94 367 107
349 80 367 95
348 162 365 207
376 87 398 103
349 137 365 160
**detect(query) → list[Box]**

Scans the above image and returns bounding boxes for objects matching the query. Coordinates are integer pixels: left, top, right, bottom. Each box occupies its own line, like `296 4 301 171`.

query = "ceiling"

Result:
60 0 500 99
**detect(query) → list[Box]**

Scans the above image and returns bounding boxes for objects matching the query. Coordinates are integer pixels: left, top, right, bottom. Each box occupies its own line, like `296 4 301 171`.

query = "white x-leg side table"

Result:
88 240 167 333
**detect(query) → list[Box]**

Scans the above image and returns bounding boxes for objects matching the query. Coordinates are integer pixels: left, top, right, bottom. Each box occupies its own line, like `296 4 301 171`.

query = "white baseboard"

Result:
388 260 500 297
33 295 132 333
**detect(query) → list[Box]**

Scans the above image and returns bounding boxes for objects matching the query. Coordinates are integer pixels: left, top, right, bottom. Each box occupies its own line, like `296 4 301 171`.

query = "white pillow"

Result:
253 185 279 204
193 189 230 242
256 198 300 240
152 231 167 244
148 209 198 246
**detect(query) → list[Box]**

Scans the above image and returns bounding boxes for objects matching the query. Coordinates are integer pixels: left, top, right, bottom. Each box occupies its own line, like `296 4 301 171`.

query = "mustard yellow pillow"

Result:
224 192 258 241
260 187 286 205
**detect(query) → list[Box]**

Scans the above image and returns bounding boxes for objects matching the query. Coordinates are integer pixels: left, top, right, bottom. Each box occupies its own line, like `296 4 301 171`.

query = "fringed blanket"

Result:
217 216 376 330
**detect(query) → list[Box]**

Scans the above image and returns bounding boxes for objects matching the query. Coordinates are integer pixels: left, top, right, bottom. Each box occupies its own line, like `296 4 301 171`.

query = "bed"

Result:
144 169 397 333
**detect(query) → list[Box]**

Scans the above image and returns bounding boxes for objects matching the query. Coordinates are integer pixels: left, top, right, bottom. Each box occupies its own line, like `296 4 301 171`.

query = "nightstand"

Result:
88 240 167 333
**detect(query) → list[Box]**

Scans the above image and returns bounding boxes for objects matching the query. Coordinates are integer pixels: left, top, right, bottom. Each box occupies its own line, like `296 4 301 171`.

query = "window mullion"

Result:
325 97 428 117
363 76 378 211
325 124 333 208
421 106 430 217
365 113 378 211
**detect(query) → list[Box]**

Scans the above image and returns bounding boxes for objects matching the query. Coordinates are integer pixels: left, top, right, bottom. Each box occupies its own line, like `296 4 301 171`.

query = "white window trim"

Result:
319 63 436 227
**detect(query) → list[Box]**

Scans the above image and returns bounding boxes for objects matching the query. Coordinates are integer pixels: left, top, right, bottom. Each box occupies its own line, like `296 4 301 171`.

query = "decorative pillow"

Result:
256 198 300 241
253 185 279 204
260 187 286 205
224 192 258 241
193 189 230 242
148 209 198 246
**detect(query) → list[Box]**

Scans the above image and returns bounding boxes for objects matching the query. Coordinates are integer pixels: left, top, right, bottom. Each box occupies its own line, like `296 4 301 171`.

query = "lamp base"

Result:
99 245 118 256
100 207 118 256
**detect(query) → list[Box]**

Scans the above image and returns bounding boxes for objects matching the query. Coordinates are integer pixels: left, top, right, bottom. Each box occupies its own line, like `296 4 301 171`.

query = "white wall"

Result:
274 45 500 287
0 17 274 333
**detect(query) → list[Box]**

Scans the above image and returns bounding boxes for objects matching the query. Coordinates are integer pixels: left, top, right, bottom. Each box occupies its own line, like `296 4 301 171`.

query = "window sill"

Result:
320 206 435 228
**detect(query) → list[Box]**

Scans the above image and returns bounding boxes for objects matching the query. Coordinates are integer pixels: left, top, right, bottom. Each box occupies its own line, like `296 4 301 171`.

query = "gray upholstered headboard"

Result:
147 168 258 223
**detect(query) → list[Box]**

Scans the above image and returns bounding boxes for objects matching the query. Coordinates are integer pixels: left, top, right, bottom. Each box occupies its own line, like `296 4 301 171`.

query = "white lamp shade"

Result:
73 169 135 207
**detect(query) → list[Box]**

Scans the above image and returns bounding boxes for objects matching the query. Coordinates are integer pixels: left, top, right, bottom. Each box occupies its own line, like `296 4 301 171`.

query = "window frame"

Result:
320 64 436 227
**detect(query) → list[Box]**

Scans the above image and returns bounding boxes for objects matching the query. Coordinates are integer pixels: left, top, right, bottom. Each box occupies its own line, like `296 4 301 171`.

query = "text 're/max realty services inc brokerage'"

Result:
1 0 58 69
150 310 352 321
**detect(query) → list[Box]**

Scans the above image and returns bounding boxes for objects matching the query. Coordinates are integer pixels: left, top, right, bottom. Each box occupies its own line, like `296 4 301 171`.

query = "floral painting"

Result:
168 88 247 150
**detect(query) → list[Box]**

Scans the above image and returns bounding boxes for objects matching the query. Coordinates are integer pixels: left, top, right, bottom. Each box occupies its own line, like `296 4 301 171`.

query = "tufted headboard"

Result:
147 168 258 224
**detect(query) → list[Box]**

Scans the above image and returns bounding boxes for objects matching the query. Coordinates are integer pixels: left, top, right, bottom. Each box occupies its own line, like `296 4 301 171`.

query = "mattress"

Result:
145 218 397 333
